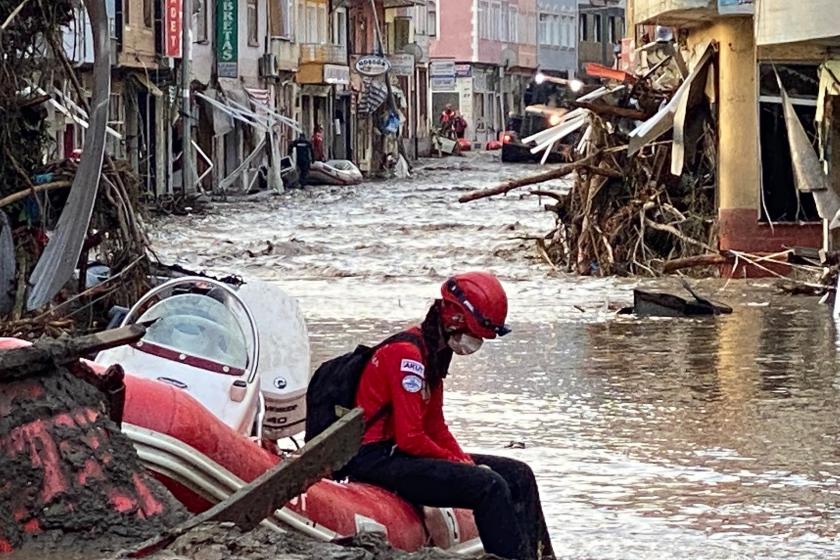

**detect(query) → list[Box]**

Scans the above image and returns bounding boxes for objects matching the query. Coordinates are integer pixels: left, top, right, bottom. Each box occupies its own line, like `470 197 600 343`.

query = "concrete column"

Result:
689 18 761 252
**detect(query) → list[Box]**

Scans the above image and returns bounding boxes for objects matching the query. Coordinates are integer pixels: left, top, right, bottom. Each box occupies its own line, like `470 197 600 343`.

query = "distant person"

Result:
440 104 456 139
288 133 314 186
312 124 326 162
453 113 468 139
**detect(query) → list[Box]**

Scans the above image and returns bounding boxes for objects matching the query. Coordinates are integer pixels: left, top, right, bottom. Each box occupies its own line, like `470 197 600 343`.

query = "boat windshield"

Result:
138 293 249 370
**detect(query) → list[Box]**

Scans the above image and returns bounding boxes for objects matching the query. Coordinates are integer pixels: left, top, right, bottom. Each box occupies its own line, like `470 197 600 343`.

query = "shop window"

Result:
758 63 821 222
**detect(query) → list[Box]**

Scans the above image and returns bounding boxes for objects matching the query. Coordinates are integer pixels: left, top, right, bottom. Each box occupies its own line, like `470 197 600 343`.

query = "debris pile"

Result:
462 41 720 277
0 1 152 337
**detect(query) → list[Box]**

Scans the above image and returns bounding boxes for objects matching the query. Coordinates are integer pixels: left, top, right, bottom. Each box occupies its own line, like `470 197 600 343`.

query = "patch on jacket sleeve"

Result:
401 374 424 393
400 359 425 378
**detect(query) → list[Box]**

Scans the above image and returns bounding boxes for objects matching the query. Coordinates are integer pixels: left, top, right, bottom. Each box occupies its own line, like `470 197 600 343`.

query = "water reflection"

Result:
152 154 840 559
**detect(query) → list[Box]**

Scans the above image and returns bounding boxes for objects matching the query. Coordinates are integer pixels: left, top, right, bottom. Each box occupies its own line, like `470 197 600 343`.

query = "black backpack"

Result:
304 331 424 442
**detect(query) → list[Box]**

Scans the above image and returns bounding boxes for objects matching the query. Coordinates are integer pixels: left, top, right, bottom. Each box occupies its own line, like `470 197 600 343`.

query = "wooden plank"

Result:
0 324 147 380
127 408 365 558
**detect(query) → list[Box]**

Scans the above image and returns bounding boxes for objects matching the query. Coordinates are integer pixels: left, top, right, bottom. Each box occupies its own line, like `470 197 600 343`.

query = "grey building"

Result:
537 0 578 78
577 0 625 76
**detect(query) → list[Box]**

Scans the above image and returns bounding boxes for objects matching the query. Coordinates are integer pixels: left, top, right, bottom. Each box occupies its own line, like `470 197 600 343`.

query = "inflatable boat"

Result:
307 160 363 186
86 277 482 553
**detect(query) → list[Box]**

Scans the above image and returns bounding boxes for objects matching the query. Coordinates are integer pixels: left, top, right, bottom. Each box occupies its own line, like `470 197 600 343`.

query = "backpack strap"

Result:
364 331 426 430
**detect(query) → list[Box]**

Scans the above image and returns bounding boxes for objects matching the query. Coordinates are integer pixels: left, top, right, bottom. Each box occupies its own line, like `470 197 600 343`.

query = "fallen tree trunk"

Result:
661 253 730 274
459 152 598 203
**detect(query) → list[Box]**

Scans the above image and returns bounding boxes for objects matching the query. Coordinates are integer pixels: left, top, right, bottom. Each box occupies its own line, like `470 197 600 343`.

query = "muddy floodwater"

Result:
152 153 840 560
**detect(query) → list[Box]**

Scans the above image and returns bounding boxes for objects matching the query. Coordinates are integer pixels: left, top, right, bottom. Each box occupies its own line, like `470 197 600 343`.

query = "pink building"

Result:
430 0 538 144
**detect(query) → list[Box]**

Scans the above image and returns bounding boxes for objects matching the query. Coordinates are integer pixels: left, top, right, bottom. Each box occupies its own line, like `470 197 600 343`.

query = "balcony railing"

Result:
299 43 348 65
633 0 716 27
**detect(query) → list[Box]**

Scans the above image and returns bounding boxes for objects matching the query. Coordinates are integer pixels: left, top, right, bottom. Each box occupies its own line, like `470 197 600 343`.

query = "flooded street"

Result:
151 153 840 560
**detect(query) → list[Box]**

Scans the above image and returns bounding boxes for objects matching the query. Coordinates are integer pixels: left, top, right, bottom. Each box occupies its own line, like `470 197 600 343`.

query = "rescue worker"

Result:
312 124 326 162
344 272 555 560
440 104 456 139
288 133 314 186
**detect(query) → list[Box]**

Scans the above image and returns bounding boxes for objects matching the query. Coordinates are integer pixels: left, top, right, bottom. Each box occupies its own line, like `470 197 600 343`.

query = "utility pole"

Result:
181 0 194 194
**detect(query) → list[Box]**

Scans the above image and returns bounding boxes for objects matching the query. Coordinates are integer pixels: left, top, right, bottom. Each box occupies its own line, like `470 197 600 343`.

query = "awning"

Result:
245 87 271 109
131 73 163 97
628 41 715 175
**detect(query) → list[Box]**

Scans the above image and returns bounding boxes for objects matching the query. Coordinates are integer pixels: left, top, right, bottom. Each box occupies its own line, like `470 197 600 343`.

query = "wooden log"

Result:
459 152 598 203
570 101 650 121
127 408 365 558
0 181 74 209
0 324 147 379
660 253 730 274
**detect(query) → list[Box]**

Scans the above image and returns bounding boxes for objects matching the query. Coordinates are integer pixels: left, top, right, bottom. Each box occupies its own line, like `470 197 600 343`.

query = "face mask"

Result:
447 333 484 355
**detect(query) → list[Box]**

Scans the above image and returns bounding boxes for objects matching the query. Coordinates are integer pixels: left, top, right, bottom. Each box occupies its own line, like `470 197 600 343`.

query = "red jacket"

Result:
355 328 470 463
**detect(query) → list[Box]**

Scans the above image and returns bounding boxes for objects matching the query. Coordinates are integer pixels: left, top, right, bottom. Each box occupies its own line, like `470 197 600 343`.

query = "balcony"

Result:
299 43 348 65
633 0 717 28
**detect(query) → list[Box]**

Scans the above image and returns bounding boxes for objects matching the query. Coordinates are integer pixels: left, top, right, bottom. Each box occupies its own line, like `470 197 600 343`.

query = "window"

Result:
593 14 602 42
247 0 259 46
196 0 208 42
478 2 489 39
758 63 821 222
579 13 588 41
306 4 317 42
538 13 549 45
608 16 616 43
414 4 426 35
124 0 130 26
553 15 561 46
297 2 305 42
271 0 293 38
500 4 510 42
509 6 518 42
567 16 575 47
490 3 500 40
317 5 327 43
333 9 347 47
143 0 152 27
428 1 437 37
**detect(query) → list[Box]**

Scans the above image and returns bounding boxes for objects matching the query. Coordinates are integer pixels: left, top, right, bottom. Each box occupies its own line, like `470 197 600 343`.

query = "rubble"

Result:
462 40 720 277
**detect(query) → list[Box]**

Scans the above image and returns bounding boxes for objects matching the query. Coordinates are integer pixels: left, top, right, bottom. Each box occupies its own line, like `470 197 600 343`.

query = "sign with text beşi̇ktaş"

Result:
216 0 238 78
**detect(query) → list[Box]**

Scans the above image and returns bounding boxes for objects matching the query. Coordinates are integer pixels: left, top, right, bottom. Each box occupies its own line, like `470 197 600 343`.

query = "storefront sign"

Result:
355 55 391 77
431 76 456 91
430 59 456 78
216 0 239 78
324 64 350 85
164 0 182 58
388 54 415 77
718 0 753 15
455 64 472 78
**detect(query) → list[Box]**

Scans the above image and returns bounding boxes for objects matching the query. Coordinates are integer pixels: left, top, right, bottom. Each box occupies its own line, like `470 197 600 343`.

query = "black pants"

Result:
298 163 310 186
345 443 554 560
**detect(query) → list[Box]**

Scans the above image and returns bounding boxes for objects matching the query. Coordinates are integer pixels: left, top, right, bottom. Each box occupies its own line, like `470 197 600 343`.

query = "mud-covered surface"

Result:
0 365 186 555
138 524 498 560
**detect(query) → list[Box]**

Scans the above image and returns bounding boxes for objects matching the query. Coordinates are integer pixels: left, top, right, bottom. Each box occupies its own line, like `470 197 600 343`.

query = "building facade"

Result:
577 0 625 76
430 0 539 146
536 0 577 78
627 0 832 255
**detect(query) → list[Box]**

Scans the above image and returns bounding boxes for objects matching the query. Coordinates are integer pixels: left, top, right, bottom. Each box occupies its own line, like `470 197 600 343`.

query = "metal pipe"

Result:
181 0 193 193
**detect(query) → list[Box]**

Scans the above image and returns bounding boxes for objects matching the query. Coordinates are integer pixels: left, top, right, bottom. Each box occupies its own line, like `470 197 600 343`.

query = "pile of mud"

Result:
140 523 499 560
0 362 186 553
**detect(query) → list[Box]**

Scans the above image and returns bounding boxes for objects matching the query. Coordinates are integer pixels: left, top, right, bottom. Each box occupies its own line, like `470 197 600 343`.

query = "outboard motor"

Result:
235 280 311 441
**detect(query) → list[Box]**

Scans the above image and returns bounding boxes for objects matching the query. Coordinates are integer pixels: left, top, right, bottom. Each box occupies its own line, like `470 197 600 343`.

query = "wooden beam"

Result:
459 152 598 203
570 101 650 121
127 408 365 558
0 324 147 380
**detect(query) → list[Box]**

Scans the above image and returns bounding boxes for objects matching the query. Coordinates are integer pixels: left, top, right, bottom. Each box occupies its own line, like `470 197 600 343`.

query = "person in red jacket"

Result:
345 272 554 560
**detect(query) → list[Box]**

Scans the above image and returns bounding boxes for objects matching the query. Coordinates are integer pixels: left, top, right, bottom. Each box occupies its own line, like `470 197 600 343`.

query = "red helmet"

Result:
440 272 510 339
